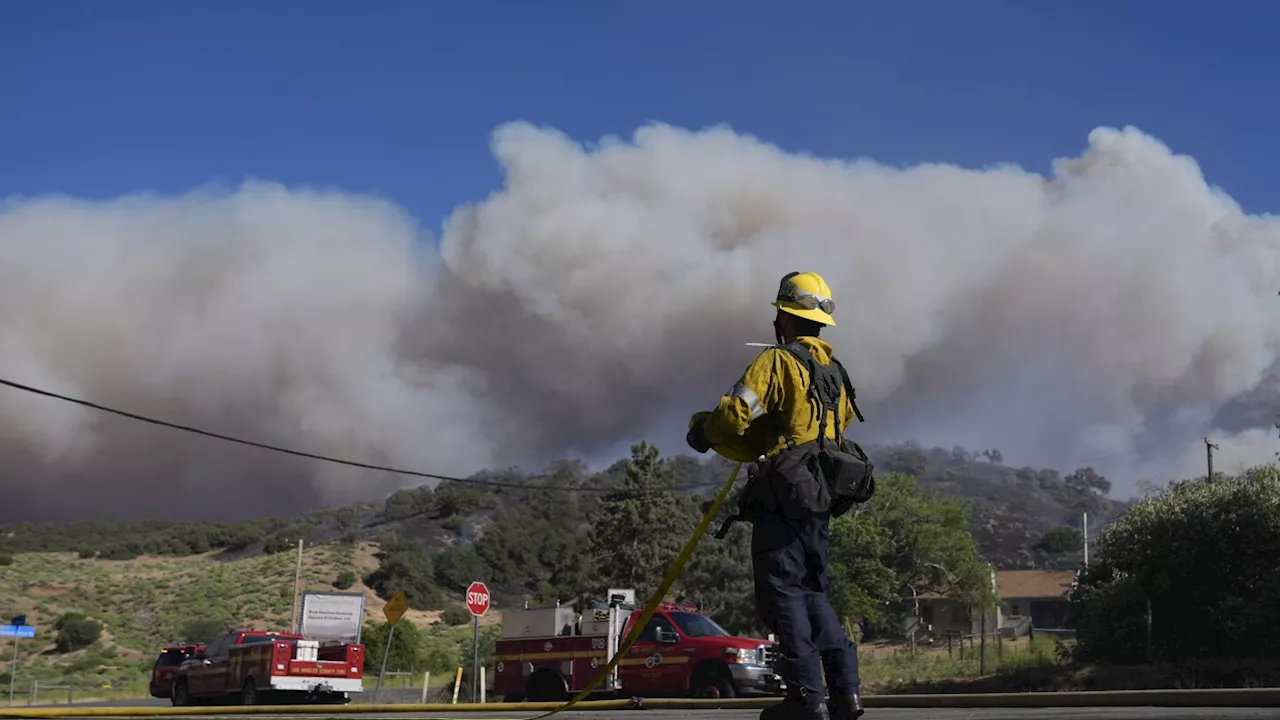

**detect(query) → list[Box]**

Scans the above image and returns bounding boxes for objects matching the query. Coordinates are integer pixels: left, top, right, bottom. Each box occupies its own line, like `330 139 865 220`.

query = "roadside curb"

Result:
5 688 1280 716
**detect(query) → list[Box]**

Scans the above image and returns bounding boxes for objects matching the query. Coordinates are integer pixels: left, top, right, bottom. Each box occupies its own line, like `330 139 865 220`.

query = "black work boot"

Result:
828 692 864 719
760 682 829 720
760 698 830 720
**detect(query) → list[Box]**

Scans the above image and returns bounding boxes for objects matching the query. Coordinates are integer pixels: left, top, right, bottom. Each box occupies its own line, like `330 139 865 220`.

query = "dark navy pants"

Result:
751 506 860 702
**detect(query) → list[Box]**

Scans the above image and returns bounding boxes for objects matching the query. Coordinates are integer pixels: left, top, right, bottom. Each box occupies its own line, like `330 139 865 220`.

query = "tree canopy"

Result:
1071 464 1280 663
827 472 995 636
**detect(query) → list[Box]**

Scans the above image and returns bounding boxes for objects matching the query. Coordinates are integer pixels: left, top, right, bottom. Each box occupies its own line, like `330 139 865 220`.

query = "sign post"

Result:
374 591 408 701
3 616 35 708
465 581 490 703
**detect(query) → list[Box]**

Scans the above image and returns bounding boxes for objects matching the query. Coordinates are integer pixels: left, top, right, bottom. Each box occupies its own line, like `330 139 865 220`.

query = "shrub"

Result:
441 605 472 626
1072 465 1280 663
54 613 102 653
180 618 229 644
334 570 357 590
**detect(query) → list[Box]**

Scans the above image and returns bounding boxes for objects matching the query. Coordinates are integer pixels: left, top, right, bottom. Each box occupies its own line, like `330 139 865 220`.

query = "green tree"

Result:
54 612 102 653
334 570 358 590
475 461 601 604
361 619 426 673
365 540 442 610
1065 467 1112 496
1033 526 1084 555
459 623 502 683
589 443 695 600
676 495 760 635
432 483 497 518
827 472 994 636
0 548 12 566
827 509 898 632
440 604 472 626
382 486 435 521
433 548 487 592
1071 464 1280 663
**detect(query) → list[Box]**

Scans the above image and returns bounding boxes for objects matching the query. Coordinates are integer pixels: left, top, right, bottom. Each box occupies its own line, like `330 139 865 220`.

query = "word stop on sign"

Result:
465 581 490 616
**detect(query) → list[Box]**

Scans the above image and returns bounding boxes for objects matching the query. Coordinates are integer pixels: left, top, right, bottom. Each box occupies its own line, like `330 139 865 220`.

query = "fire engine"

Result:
493 588 784 702
169 629 365 706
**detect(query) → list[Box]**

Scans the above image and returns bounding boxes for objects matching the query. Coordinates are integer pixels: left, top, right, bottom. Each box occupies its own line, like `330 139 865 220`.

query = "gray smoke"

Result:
2 122 1278 521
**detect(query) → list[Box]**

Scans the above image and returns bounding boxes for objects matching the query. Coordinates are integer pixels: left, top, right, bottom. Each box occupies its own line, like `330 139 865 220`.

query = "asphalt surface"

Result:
7 701 1280 720
8 710 1280 720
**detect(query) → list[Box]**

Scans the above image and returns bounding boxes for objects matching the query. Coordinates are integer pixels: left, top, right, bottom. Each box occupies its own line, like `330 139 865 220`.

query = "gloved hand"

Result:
686 411 713 454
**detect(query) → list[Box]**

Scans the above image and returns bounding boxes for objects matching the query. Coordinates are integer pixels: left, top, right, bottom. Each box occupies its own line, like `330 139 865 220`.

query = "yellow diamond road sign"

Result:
383 591 408 625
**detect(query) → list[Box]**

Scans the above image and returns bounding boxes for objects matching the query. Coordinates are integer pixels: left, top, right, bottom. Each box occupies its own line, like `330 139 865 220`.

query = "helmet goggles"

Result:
777 287 835 316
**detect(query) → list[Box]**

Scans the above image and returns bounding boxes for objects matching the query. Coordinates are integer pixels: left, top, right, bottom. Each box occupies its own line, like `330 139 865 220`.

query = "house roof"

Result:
997 570 1076 600
914 569 1077 602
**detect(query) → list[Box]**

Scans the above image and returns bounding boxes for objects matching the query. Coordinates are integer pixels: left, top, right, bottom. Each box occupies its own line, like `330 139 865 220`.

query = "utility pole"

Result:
290 539 304 633
1082 511 1089 568
1204 437 1219 482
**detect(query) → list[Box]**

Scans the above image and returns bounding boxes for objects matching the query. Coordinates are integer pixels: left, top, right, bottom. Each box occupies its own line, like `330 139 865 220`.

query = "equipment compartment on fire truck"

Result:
493 588 784 702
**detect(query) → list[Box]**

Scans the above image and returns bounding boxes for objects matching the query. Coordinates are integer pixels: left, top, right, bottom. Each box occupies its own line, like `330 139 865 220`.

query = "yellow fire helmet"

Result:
773 271 836 326
688 411 769 463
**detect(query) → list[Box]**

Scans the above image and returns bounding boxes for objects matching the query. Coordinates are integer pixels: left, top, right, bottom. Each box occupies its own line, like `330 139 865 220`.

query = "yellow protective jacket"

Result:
702 336 857 462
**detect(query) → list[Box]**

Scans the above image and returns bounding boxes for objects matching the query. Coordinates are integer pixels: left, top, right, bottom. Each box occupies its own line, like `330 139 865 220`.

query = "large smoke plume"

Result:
2 122 1278 521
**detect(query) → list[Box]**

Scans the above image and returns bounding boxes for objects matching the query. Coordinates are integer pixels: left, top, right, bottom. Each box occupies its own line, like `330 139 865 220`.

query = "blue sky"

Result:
3 0 1277 234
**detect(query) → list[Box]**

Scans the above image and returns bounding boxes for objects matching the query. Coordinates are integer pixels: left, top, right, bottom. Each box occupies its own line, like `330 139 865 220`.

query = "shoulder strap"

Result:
829 356 866 423
779 341 845 447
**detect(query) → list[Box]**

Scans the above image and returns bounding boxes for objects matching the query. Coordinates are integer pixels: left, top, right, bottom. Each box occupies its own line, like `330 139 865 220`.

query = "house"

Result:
910 569 1077 639
996 569 1076 633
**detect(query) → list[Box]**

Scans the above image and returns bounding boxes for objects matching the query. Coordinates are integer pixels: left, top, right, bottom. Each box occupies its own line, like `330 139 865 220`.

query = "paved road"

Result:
7 704 1280 720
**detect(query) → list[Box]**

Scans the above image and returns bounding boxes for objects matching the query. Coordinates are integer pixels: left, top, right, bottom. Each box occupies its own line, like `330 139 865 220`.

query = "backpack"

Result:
769 341 876 519
712 341 876 539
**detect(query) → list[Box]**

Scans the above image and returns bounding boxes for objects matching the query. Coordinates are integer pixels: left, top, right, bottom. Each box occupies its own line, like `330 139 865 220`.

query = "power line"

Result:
0 376 724 495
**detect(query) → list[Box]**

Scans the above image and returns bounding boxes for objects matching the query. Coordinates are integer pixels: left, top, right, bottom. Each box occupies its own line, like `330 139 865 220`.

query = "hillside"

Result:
869 443 1131 568
0 540 500 688
0 442 1127 666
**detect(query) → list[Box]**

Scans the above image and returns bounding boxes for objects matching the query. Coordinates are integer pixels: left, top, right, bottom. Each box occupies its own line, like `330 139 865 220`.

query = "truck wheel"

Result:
692 673 736 699
171 681 189 707
525 670 567 703
240 679 258 706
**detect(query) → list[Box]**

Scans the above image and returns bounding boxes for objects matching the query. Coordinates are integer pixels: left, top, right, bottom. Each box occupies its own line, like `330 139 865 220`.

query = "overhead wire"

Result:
3 372 1151 500
0 376 729 495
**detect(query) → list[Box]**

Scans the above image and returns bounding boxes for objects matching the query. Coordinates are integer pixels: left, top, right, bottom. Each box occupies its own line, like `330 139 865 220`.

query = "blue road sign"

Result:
0 625 35 639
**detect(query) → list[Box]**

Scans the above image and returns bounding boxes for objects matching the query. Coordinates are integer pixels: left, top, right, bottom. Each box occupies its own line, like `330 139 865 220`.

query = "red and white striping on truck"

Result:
170 629 365 706
494 588 785 702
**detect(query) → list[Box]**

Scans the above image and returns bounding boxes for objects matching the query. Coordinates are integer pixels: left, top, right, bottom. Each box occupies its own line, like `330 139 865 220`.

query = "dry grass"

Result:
2 541 505 695
2 543 359 690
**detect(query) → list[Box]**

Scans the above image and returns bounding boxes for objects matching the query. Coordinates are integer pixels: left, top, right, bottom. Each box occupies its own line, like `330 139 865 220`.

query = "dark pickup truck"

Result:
148 643 204 699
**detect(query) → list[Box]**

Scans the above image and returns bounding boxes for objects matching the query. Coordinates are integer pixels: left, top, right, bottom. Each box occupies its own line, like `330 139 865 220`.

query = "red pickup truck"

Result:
170 629 365 706
494 592 784 702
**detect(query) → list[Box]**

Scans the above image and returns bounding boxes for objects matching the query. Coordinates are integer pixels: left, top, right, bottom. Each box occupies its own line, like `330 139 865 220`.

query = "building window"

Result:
921 604 934 624
1008 602 1021 617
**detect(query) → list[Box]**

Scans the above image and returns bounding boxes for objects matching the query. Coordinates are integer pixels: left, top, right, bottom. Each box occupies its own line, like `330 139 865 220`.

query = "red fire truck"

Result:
169 629 365 706
493 588 784 702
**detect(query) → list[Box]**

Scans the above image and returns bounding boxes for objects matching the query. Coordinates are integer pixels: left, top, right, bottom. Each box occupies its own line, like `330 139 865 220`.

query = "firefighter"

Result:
686 271 865 720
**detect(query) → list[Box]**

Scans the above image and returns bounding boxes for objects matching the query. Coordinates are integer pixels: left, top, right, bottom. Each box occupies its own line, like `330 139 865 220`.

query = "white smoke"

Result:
1 122 1278 520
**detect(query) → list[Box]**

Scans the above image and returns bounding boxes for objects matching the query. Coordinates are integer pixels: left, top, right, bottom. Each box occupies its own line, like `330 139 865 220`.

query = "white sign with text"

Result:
299 592 366 643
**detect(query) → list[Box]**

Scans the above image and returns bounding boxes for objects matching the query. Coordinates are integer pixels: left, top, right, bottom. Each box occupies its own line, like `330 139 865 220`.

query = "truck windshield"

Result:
667 612 730 638
155 649 191 667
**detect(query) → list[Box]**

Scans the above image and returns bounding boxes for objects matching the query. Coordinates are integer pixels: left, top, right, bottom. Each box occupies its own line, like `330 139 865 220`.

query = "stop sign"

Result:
465 581 490 616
